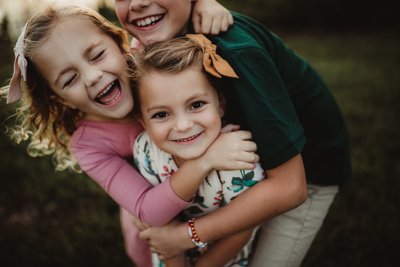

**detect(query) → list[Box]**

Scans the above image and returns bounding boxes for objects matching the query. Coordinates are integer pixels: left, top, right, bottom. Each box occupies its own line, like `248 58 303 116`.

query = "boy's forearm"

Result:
164 253 186 267
195 229 254 267
138 155 307 258
194 154 307 242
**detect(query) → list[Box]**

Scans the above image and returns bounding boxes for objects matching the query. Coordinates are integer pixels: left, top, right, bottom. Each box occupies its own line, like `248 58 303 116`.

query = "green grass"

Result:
1 30 399 266
281 30 400 266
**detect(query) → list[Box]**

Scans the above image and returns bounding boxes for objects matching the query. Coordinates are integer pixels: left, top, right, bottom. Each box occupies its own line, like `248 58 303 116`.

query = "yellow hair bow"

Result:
186 34 238 79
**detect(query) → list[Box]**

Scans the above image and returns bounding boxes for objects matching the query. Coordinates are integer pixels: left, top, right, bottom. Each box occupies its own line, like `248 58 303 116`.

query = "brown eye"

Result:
152 111 169 119
190 101 206 110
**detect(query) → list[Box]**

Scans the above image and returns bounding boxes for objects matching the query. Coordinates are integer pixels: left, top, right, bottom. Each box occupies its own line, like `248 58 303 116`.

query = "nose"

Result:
83 66 103 88
129 0 151 11
173 114 194 132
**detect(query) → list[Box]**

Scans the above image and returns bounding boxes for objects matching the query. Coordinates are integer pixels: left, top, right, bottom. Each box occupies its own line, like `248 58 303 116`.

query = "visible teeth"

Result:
134 15 162 27
97 81 115 98
176 133 200 142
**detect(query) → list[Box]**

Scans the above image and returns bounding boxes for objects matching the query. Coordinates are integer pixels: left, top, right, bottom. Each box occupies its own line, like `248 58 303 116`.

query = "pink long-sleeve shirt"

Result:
70 119 190 226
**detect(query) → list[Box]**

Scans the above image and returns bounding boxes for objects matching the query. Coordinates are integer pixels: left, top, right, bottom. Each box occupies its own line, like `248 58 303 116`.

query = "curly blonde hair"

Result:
0 5 132 172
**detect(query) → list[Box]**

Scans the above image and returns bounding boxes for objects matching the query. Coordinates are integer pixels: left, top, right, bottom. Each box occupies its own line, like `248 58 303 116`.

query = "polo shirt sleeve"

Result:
226 46 306 170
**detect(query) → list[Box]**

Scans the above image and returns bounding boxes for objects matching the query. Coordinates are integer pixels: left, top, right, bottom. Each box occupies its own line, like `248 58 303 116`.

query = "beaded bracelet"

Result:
187 218 208 249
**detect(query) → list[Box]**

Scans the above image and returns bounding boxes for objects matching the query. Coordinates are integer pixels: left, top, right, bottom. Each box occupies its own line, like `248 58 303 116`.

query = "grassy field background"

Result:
0 4 399 267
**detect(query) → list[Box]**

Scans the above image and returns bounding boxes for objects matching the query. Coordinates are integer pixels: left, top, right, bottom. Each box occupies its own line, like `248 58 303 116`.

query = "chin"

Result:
182 151 207 161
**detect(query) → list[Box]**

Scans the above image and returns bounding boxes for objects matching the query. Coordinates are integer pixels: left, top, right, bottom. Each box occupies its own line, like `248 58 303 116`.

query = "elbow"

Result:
290 171 308 208
288 154 308 208
297 181 308 205
136 210 170 227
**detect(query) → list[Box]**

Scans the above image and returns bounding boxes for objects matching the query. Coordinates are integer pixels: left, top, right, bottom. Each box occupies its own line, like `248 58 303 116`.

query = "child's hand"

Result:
192 0 234 35
140 220 192 260
131 215 150 231
203 129 259 171
130 37 143 52
220 123 241 133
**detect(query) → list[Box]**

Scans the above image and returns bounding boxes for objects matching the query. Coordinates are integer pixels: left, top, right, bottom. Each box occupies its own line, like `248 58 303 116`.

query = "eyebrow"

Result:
54 42 100 87
144 92 208 113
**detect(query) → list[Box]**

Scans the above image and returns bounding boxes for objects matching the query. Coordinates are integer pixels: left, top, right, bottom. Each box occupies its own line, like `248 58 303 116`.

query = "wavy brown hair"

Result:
0 5 133 172
132 36 223 115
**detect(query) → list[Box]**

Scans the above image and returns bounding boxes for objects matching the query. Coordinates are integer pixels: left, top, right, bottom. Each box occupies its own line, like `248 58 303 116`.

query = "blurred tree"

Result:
1 15 10 40
221 0 400 30
98 0 121 27
0 15 13 84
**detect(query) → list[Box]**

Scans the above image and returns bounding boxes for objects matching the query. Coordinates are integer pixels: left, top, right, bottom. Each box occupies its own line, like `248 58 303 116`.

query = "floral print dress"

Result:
134 132 265 267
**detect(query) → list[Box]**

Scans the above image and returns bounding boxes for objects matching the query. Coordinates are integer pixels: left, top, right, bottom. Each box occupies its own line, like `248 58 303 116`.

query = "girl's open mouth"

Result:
95 80 122 106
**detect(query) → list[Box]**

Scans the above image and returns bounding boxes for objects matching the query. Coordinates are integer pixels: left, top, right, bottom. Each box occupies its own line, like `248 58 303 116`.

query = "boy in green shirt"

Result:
114 0 351 266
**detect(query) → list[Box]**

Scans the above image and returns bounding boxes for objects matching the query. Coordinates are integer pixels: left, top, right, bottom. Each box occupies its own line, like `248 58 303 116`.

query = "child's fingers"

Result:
131 216 149 231
220 124 241 133
192 13 201 33
200 15 213 34
210 11 233 34
236 130 254 141
237 150 259 164
234 161 256 170
213 11 233 34
242 140 258 152
219 16 230 33
228 12 234 26
235 152 260 170
210 17 222 35
222 12 234 31
130 37 143 52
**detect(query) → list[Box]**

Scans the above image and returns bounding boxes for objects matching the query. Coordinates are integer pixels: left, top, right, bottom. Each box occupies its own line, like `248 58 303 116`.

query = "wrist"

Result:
178 222 197 250
187 218 208 249
191 156 213 175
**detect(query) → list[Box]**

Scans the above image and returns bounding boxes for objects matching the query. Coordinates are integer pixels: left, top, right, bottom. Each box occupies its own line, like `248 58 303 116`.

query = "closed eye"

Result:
63 74 77 89
91 50 105 62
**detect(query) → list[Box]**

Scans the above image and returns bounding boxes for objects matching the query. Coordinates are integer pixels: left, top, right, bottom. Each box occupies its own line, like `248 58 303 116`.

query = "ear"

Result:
137 114 147 129
218 92 226 118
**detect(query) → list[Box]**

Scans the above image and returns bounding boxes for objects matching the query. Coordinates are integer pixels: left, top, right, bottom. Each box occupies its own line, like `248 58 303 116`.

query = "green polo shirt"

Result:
208 13 351 186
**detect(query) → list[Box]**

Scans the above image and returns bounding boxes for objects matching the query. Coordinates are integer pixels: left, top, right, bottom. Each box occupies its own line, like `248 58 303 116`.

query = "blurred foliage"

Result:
221 0 400 30
0 2 399 267
282 31 400 266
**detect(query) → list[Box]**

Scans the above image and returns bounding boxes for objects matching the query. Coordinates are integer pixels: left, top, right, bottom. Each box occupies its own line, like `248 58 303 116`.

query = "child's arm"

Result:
195 229 254 267
135 129 258 205
71 124 258 226
164 254 186 267
140 154 307 258
192 0 234 35
169 129 258 201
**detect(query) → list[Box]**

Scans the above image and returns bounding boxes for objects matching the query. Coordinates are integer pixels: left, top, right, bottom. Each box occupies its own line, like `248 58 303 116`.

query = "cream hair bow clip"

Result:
7 22 28 104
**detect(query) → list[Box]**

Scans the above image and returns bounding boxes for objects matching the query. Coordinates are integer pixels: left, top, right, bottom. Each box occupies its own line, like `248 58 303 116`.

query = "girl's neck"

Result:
172 156 186 167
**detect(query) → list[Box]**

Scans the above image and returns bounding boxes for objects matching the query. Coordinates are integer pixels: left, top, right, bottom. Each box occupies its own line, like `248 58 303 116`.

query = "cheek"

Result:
206 111 222 134
114 5 127 23
146 124 169 145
